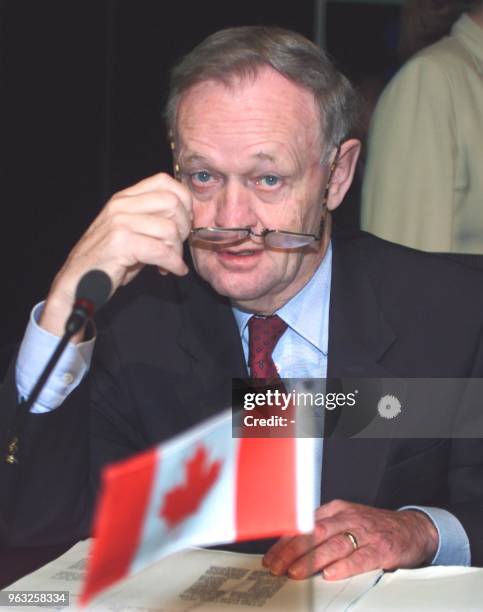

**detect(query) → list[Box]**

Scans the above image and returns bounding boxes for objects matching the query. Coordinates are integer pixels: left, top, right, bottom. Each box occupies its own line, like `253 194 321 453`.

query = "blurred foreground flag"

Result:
80 410 315 606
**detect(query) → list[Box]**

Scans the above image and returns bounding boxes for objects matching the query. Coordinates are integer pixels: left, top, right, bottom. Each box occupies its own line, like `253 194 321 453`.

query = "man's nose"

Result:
213 179 258 229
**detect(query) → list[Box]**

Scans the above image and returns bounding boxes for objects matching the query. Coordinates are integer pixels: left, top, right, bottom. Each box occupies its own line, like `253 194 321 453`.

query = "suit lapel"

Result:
323 232 396 506
175 269 247 420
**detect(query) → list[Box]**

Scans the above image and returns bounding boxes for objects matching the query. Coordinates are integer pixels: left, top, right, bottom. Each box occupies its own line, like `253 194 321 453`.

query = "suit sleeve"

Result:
361 54 456 252
0 354 93 546
0 323 143 547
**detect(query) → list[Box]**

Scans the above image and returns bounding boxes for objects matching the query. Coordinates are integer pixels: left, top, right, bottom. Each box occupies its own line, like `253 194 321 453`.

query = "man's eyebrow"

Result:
182 152 278 164
252 152 277 163
181 153 210 166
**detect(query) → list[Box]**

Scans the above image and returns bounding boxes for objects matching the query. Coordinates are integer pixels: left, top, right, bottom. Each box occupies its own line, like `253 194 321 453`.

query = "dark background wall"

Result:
0 0 400 363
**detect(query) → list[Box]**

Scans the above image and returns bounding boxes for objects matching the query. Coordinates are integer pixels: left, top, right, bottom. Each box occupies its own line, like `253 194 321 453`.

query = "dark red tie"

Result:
248 315 287 380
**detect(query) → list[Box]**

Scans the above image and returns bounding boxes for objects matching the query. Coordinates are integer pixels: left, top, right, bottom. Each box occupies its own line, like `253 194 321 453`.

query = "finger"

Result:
64 214 189 287
263 514 353 576
84 200 192 266
118 234 188 277
83 233 188 286
262 536 295 568
106 191 192 232
120 264 144 286
105 213 188 252
264 530 326 576
117 172 192 213
322 545 381 581
312 515 357 544
314 499 351 521
286 533 358 580
263 535 317 575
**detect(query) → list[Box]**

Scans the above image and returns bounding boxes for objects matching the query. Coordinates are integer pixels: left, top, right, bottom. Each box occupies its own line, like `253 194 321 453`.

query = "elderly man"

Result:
1 26 483 581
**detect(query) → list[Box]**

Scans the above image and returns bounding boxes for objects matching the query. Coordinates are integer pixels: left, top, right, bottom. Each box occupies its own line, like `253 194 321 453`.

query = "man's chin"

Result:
214 285 266 303
206 277 273 307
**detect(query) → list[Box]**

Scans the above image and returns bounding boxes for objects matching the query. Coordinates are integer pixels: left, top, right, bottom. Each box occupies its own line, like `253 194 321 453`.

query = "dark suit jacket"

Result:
1 229 483 563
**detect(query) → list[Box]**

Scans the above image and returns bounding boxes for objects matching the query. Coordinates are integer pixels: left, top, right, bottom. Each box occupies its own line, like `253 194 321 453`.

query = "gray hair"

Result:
164 26 359 163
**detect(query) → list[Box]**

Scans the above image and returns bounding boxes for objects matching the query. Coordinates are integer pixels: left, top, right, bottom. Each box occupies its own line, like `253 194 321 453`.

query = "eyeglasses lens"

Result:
264 232 316 248
191 228 317 249
191 229 248 244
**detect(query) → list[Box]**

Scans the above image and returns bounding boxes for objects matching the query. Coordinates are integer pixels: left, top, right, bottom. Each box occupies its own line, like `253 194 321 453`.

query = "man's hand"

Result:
40 173 192 339
262 500 439 580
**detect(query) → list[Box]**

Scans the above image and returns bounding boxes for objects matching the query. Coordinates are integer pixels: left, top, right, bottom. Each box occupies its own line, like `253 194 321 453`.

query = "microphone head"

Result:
75 269 112 313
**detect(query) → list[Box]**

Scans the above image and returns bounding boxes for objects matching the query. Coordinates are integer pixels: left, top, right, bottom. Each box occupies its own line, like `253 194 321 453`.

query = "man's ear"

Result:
325 139 361 212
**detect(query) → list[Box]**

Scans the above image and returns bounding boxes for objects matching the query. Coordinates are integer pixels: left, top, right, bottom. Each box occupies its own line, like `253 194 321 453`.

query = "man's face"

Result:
176 67 331 314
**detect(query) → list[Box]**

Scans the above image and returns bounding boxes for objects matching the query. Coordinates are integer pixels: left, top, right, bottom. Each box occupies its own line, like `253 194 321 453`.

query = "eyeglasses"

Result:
190 225 322 249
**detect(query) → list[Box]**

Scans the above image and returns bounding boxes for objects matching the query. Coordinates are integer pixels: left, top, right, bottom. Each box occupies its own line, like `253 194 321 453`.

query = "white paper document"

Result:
5 539 381 611
351 565 483 612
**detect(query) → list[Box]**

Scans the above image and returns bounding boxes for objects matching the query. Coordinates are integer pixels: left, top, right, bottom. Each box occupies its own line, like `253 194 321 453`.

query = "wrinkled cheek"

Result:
278 250 301 276
189 246 212 278
190 249 234 291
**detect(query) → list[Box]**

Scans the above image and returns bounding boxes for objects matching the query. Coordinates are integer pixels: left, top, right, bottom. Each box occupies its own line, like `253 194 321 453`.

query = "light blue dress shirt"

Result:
16 244 470 565
16 303 95 413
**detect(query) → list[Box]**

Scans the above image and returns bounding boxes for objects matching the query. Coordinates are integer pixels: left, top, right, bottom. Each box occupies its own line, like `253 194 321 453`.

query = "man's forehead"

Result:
175 67 322 159
176 67 320 125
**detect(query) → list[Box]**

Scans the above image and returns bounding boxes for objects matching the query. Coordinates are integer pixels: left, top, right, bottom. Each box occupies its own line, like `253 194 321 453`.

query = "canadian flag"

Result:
80 410 315 606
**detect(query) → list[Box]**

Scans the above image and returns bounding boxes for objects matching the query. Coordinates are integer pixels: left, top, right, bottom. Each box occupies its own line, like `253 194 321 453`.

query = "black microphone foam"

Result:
75 269 112 313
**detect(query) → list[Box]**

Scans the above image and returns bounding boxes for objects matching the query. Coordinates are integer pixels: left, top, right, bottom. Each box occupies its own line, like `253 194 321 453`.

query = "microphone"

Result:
5 270 112 464
65 270 112 335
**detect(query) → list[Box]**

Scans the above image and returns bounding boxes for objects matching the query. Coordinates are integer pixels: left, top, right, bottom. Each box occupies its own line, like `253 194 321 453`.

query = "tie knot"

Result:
248 315 287 379
248 315 287 349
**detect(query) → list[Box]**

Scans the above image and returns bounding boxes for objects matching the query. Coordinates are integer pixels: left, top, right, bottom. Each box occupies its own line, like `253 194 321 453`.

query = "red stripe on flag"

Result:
235 438 298 541
80 448 158 605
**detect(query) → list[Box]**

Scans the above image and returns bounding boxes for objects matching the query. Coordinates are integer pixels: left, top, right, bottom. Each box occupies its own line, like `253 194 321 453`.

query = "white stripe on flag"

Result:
131 411 238 575
295 437 317 533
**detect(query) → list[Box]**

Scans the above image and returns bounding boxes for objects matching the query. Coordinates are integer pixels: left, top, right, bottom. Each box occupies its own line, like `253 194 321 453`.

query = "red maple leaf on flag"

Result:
160 445 222 527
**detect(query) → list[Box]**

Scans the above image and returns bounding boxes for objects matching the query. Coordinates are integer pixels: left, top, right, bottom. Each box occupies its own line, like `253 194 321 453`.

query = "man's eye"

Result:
191 171 213 184
257 175 280 188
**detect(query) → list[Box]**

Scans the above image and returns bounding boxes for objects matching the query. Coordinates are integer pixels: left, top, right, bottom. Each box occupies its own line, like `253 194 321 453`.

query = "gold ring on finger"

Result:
343 531 359 551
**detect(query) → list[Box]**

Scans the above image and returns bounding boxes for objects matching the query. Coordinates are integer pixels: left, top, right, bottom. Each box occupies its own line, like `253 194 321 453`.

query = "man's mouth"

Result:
223 249 259 256
216 248 264 265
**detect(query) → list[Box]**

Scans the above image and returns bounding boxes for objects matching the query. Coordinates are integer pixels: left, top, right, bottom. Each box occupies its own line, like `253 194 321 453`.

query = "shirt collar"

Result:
453 13 483 73
232 243 332 356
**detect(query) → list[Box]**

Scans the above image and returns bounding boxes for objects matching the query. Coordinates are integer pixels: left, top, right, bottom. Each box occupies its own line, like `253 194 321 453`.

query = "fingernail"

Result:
323 568 333 579
287 566 300 579
270 562 284 576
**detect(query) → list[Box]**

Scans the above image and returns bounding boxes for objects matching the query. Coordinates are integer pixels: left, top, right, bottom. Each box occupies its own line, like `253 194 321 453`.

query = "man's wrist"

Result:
40 291 85 343
402 509 439 565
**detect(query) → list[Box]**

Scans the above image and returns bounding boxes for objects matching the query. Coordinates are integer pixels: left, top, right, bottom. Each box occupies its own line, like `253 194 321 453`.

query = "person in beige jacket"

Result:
362 2 483 254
